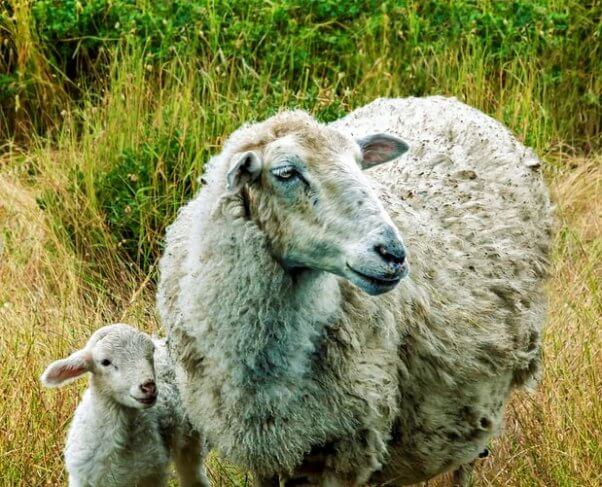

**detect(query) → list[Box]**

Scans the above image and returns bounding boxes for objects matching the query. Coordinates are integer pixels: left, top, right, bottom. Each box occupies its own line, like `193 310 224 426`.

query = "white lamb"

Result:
41 323 209 487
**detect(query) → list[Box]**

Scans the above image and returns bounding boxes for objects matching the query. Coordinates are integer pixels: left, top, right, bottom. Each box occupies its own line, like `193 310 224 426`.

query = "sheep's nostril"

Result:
375 243 406 266
140 380 156 396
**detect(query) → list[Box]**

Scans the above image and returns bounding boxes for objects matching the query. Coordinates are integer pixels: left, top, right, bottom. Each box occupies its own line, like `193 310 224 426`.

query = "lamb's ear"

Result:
226 151 262 192
40 350 92 388
356 134 409 169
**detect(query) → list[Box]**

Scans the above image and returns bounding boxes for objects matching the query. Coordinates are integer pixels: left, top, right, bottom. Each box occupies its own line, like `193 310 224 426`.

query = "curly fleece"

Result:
157 97 553 485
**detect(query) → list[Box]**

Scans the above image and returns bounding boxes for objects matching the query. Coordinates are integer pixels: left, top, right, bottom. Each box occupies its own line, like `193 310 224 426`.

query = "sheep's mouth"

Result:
133 396 157 406
346 265 403 295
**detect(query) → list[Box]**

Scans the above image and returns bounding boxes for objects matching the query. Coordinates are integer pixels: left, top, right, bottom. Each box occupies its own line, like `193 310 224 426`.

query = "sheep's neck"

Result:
190 198 344 388
211 264 341 388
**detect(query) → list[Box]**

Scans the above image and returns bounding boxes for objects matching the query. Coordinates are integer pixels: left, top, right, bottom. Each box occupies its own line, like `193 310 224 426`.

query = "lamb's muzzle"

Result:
135 379 157 406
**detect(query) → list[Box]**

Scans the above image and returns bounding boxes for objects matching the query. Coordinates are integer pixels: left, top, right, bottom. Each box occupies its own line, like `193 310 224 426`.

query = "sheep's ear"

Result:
357 134 409 169
226 151 262 192
41 350 92 388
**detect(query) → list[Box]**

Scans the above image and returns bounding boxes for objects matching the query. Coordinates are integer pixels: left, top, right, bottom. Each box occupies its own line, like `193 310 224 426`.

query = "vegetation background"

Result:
0 0 600 485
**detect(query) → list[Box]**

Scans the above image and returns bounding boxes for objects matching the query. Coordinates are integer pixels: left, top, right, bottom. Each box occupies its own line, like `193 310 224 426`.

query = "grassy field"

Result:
0 1 600 485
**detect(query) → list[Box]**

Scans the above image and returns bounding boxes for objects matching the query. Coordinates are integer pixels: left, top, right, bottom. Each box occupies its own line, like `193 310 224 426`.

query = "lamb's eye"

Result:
101 359 111 367
272 166 298 181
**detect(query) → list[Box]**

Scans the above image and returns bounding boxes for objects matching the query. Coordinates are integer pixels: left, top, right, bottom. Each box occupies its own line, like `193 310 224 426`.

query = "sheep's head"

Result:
222 111 409 295
41 324 158 409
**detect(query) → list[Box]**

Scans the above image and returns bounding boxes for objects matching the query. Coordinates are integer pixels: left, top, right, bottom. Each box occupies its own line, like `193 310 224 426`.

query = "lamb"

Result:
157 96 553 486
41 323 210 487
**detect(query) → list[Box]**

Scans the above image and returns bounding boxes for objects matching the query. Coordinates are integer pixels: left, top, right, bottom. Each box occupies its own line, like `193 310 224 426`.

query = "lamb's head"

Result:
221 111 409 295
41 324 158 409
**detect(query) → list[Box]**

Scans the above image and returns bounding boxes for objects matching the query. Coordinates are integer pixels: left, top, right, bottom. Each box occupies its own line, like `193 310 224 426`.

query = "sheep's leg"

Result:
279 473 347 487
138 473 169 487
320 472 352 487
451 462 474 487
173 438 210 487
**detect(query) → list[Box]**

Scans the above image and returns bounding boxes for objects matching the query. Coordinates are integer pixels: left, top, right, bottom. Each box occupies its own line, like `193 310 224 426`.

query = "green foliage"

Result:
31 0 206 69
26 1 583 77
94 129 197 267
4 0 601 272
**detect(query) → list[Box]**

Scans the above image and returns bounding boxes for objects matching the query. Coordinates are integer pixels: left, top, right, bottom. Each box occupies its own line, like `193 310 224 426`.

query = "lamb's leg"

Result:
173 436 210 487
451 462 474 487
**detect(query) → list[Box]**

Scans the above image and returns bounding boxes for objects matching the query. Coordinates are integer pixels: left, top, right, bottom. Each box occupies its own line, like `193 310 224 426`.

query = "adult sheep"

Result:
157 97 553 486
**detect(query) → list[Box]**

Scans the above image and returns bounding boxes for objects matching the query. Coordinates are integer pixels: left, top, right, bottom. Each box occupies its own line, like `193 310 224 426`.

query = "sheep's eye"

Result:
101 359 111 367
271 166 298 181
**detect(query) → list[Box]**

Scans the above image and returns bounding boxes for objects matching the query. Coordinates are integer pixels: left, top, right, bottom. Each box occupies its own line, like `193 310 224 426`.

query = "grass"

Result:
0 0 600 485
1 153 600 486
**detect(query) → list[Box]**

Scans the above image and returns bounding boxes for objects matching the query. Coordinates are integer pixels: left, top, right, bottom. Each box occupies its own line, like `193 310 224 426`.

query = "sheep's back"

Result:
332 96 554 387
331 97 552 263
331 96 554 484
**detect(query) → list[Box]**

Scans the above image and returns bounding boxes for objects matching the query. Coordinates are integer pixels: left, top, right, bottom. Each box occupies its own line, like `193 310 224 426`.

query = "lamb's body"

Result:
66 381 169 486
158 97 552 484
46 331 209 487
65 339 172 486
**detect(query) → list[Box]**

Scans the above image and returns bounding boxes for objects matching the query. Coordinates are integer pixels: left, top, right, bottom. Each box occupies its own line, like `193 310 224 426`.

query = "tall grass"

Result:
0 0 600 485
2 154 599 487
29 25 602 273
